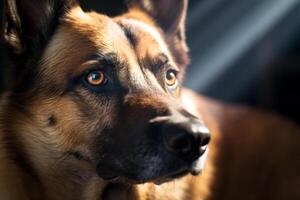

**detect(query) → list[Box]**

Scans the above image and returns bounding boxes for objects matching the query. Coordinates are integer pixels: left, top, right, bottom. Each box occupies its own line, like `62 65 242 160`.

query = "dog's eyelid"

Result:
154 54 180 72
71 52 122 77
165 63 180 74
70 60 101 79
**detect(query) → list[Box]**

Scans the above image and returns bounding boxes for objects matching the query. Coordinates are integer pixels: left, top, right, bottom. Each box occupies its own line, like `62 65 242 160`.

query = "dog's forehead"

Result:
40 6 173 88
115 17 172 59
41 7 133 73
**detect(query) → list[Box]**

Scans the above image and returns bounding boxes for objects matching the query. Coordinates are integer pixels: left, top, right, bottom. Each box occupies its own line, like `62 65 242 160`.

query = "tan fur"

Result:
0 5 187 199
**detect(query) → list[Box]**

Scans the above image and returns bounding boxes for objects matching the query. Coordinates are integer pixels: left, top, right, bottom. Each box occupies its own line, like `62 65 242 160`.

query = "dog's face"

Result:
3 0 210 184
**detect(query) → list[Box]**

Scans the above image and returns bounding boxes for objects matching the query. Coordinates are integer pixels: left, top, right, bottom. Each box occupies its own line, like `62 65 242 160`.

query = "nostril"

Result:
200 133 210 147
191 121 210 147
190 122 210 156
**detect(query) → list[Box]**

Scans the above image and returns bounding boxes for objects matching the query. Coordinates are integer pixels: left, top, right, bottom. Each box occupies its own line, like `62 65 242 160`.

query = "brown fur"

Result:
1 0 299 200
0 1 194 199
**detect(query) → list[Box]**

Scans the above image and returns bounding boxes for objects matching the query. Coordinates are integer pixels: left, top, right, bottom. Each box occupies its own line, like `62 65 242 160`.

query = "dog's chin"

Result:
97 150 209 186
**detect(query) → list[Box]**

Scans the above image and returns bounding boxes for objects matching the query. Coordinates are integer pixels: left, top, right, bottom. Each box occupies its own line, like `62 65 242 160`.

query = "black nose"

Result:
162 119 210 161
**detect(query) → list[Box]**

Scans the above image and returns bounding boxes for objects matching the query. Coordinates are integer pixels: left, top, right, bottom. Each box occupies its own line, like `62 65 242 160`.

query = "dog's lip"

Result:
99 166 199 185
99 168 190 185
101 176 148 185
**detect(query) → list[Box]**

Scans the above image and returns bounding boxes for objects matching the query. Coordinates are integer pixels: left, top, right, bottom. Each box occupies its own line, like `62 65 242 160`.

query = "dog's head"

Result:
3 0 210 184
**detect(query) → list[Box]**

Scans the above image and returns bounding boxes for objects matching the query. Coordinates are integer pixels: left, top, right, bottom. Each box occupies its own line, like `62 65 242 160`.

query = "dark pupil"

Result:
91 72 100 80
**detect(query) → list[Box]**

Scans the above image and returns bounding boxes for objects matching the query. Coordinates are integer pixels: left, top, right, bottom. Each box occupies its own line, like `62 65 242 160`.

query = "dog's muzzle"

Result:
95 108 211 184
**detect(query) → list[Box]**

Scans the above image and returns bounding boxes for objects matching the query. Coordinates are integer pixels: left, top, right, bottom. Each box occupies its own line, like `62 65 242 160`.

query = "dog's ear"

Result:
4 0 78 58
2 0 78 91
129 0 187 36
129 0 189 68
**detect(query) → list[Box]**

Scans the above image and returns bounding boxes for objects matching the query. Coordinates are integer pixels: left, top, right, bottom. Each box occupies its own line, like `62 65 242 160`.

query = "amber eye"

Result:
86 70 107 86
165 70 178 87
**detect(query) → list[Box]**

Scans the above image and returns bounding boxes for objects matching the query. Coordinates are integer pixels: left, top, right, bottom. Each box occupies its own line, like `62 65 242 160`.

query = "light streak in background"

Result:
185 0 300 102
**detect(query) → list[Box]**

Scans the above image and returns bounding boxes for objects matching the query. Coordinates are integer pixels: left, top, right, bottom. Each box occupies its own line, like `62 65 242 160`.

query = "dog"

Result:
0 0 211 199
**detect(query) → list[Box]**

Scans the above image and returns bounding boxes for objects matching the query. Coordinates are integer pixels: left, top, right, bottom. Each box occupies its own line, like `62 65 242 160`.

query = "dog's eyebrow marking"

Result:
146 53 170 74
118 23 137 48
153 53 169 67
70 53 124 79
120 18 171 55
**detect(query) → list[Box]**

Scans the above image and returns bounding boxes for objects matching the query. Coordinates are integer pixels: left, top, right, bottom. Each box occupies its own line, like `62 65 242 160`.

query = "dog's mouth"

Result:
98 148 209 185
100 164 200 185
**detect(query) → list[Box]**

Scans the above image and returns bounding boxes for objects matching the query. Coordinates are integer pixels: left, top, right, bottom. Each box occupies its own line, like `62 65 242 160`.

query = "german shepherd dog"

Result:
0 0 210 199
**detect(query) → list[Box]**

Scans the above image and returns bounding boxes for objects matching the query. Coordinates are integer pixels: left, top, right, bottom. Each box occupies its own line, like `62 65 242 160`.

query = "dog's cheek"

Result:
33 97 93 153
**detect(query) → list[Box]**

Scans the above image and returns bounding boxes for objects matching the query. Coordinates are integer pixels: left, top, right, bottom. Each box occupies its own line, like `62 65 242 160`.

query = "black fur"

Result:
3 0 77 92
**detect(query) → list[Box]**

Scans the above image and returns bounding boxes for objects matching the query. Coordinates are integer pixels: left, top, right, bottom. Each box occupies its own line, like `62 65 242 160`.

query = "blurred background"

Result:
1 0 300 124
185 0 300 124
